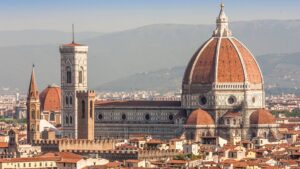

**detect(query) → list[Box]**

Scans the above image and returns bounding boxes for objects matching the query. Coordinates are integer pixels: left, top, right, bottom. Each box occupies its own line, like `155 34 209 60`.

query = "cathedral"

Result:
26 4 278 143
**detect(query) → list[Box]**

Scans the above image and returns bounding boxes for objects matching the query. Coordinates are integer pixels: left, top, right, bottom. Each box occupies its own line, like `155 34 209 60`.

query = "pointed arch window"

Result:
70 96 73 105
82 100 85 118
66 115 69 124
66 96 69 106
90 100 93 118
66 66 72 83
31 110 35 119
79 67 84 84
70 116 73 124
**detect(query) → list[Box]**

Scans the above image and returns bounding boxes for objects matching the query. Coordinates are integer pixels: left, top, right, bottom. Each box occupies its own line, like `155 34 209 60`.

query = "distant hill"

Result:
96 52 300 93
0 20 300 91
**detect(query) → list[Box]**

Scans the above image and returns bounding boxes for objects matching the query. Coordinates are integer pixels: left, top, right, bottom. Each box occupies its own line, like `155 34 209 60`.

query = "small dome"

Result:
40 85 61 112
186 109 214 125
250 109 276 125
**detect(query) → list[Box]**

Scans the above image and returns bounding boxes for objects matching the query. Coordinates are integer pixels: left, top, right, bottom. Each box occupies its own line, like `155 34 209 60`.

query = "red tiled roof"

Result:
40 85 61 112
186 109 214 125
250 109 276 125
95 100 181 107
0 142 8 148
182 37 262 85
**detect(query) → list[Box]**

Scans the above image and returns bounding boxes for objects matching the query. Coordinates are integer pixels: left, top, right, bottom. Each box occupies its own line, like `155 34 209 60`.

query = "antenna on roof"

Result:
72 24 75 43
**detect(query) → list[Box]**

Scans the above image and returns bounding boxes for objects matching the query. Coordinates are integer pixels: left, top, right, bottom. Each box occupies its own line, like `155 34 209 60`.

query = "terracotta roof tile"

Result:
95 100 181 107
250 109 276 124
186 109 215 125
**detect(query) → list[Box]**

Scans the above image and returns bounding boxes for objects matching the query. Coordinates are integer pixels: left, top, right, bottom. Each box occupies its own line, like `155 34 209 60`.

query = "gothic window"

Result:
79 67 83 84
31 110 35 119
70 96 73 105
50 112 55 121
66 116 69 124
66 96 69 106
70 116 73 124
82 100 85 118
90 101 93 118
66 66 72 83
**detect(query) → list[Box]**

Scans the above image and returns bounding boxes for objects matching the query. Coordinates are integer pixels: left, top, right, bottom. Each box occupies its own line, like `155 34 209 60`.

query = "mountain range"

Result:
96 52 300 93
0 19 300 92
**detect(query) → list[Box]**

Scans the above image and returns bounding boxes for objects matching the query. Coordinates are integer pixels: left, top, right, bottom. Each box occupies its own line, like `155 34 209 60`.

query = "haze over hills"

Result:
0 19 300 92
96 52 300 93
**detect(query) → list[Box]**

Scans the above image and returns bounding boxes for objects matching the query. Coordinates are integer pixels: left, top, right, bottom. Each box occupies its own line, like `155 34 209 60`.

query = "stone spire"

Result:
213 3 232 37
28 64 39 100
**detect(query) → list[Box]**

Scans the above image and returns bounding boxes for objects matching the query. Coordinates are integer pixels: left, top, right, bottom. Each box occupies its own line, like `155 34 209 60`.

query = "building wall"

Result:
94 107 182 139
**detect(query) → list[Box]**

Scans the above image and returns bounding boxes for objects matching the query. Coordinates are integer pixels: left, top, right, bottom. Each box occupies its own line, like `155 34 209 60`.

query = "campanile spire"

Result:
213 3 232 37
28 64 39 100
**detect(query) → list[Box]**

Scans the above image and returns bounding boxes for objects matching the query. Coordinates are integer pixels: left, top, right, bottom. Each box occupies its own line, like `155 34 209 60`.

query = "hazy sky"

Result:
0 0 299 32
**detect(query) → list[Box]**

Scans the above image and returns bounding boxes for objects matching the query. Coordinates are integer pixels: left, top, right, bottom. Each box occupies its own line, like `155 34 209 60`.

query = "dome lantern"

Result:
213 3 232 37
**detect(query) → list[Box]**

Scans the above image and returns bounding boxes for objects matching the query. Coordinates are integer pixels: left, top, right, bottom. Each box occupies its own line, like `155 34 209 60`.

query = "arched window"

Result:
31 110 35 119
90 100 93 118
226 119 230 125
66 96 69 105
70 116 73 124
233 119 236 125
82 100 85 118
50 112 55 121
70 96 72 105
79 67 83 84
66 66 72 83
66 116 69 124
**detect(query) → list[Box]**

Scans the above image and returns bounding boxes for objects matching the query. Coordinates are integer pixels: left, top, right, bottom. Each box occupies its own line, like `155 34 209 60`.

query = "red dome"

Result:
250 109 276 125
186 109 214 125
40 85 61 112
183 37 263 85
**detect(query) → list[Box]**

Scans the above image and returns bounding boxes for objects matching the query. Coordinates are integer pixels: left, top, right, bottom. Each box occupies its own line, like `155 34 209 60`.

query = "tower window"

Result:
82 100 85 118
66 96 69 105
31 110 35 119
70 116 73 124
90 101 93 118
79 68 83 84
66 116 69 124
70 96 72 105
66 66 72 83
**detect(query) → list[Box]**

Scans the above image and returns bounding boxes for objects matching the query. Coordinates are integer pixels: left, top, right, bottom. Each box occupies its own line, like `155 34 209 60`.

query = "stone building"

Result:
27 4 278 142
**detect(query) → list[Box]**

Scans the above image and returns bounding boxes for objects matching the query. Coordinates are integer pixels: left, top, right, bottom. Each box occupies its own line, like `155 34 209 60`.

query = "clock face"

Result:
199 96 207 106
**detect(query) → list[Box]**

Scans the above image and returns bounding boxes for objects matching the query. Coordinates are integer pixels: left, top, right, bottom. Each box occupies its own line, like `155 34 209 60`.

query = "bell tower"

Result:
60 25 88 138
26 65 41 143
